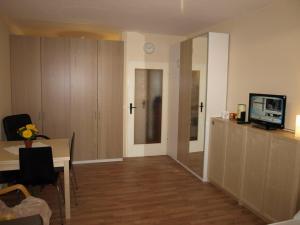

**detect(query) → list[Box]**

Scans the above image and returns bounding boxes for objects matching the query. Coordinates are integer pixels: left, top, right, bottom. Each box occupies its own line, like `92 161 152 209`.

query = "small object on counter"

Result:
229 113 237 120
221 111 229 120
237 104 246 123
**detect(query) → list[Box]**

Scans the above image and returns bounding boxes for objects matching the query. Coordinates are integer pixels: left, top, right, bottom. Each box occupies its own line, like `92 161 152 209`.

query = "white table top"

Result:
0 138 70 171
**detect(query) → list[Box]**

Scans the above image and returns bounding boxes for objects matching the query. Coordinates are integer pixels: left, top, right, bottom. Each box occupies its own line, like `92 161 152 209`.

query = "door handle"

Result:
129 103 136 115
200 102 204 112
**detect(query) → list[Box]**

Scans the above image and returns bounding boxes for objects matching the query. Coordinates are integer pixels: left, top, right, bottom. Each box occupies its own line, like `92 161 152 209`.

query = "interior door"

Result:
126 63 168 157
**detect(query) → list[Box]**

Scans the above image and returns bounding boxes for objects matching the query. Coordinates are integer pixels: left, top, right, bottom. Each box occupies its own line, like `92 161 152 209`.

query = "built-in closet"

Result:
175 32 229 180
10 35 124 161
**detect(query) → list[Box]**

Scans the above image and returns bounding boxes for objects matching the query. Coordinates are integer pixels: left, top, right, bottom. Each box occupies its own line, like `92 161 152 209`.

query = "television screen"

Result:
249 93 286 129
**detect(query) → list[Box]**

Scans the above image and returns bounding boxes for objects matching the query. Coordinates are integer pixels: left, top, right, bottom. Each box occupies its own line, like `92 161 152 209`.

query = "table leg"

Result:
64 161 71 219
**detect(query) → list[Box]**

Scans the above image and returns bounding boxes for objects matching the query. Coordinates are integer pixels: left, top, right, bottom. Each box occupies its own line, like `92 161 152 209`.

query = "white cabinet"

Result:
263 136 300 221
208 117 300 222
241 127 270 213
223 122 246 199
208 118 228 186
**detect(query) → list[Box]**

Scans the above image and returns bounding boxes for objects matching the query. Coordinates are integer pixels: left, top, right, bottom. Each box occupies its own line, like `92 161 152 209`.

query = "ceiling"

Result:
0 0 275 36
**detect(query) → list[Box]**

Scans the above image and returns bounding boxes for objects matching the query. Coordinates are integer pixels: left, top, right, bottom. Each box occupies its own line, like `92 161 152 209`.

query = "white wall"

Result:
0 20 11 140
192 0 300 130
122 32 184 157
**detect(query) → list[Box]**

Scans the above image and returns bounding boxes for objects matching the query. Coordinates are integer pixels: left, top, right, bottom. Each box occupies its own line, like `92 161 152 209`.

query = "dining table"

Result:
0 138 71 219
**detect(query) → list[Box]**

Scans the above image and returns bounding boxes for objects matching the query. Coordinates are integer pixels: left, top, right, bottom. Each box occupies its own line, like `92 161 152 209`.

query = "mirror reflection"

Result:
186 34 208 177
134 69 163 144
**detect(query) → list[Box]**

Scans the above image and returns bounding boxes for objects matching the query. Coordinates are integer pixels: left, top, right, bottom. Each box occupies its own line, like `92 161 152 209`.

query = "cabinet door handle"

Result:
129 103 136 115
200 102 204 112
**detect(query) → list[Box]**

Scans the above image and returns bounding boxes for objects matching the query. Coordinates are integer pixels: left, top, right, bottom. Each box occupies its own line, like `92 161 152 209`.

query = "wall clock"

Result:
143 42 155 54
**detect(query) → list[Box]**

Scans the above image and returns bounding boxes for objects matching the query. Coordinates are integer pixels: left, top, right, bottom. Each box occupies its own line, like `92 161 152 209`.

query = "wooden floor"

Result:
10 156 266 225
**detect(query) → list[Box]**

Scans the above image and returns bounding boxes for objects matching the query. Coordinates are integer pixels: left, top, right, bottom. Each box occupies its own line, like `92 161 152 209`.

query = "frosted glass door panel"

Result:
134 69 163 144
190 71 200 141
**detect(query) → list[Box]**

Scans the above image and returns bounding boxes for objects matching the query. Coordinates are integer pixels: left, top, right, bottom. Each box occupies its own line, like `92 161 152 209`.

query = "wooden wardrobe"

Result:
177 39 192 164
10 35 124 161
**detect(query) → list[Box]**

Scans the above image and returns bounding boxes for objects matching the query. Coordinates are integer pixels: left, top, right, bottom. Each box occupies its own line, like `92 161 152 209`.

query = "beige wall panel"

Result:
98 40 124 159
177 39 192 164
10 35 42 129
41 37 70 138
70 38 98 161
0 22 11 140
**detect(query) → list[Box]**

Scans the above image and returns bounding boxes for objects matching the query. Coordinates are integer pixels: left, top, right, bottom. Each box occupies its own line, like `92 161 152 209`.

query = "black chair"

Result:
0 171 19 184
56 132 78 205
0 215 43 225
2 114 50 141
18 147 64 225
69 132 79 191
1 114 49 185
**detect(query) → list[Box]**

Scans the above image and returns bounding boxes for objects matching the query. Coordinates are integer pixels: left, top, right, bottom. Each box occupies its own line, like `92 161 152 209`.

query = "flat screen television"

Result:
248 93 286 129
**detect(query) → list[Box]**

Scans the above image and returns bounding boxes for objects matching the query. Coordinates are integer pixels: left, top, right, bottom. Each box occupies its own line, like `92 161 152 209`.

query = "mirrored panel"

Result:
134 69 163 144
186 34 208 177
190 71 200 141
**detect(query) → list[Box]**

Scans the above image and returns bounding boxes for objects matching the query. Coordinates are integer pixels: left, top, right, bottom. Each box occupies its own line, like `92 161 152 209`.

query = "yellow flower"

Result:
26 124 38 132
22 129 33 139
18 126 25 132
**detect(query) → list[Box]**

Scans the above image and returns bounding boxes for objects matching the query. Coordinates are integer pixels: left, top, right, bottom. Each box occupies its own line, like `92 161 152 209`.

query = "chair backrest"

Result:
19 147 56 186
0 215 43 225
2 114 32 141
70 132 75 167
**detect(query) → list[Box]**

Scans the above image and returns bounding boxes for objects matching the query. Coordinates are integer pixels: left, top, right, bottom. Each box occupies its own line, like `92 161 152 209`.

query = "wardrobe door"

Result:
177 39 192 164
10 36 42 129
98 40 124 159
70 38 98 161
41 37 70 138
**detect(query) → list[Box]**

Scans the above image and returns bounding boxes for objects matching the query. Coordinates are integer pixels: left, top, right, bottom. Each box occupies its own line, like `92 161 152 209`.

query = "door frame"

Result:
125 61 169 157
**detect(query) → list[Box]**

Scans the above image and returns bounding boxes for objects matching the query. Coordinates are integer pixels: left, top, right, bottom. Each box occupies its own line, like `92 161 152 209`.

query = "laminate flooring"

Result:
5 156 266 225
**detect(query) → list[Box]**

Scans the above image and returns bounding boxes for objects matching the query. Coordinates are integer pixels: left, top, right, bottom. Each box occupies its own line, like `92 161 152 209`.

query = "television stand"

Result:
252 123 278 130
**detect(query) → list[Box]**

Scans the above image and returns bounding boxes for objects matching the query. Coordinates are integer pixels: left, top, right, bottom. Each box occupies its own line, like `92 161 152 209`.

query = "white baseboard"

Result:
73 158 123 165
169 156 207 183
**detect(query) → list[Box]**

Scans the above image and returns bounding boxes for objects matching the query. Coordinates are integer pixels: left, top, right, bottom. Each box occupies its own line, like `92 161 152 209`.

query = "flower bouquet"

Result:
18 124 39 148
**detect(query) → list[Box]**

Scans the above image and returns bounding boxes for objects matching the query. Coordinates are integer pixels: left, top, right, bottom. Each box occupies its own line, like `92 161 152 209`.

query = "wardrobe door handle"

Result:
200 102 204 112
129 103 136 115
